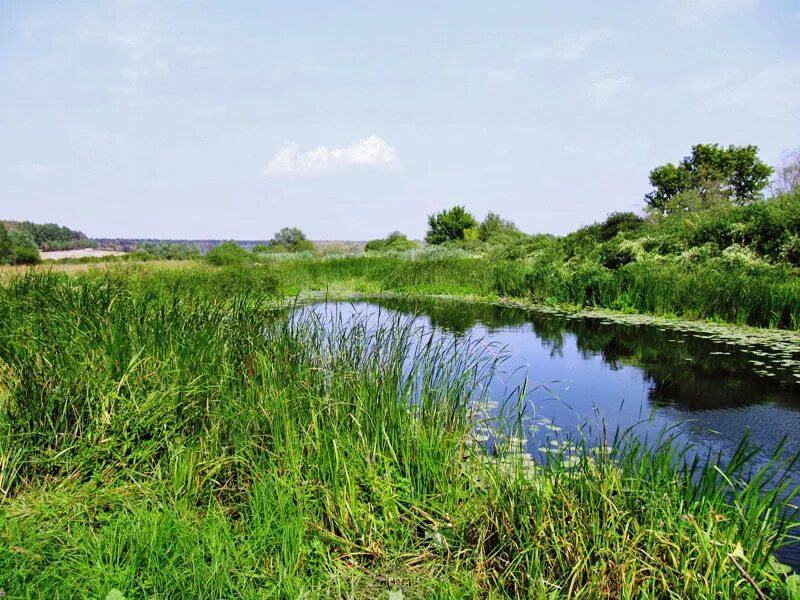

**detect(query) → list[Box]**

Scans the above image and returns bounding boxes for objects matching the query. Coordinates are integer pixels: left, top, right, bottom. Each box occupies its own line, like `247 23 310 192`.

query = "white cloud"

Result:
588 75 634 106
690 62 800 118
17 162 51 176
266 135 401 176
520 29 612 61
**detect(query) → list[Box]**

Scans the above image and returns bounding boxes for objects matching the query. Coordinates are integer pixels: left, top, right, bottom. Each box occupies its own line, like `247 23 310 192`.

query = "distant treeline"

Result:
1 221 94 252
96 239 282 254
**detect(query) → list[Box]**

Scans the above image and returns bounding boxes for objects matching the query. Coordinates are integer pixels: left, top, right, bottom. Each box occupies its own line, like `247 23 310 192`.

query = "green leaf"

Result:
768 555 792 575
731 542 746 561
106 590 126 600
786 574 800 600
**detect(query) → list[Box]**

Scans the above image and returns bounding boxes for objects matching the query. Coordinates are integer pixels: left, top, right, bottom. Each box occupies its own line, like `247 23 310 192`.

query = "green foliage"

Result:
6 228 41 264
9 244 41 265
0 270 797 597
135 242 200 260
425 205 478 244
478 211 519 242
270 226 307 247
645 144 773 214
490 233 558 261
0 225 12 264
598 211 645 241
461 227 479 241
1 220 92 251
203 240 250 266
365 231 417 253
290 238 317 253
253 243 289 254
782 234 800 266
599 238 637 269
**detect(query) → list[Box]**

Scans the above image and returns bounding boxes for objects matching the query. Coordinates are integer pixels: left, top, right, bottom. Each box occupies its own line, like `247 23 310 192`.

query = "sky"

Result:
1 1 799 240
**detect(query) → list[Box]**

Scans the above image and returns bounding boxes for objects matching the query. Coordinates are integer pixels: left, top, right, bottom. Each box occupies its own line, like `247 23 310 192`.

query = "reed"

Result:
0 270 798 598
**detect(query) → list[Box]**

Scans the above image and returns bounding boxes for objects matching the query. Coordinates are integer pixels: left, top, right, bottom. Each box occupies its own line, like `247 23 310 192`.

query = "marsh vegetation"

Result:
1 270 800 598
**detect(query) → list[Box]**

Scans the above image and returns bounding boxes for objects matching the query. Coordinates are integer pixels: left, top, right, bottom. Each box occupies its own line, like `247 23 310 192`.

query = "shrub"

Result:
291 239 317 253
11 245 42 265
462 227 479 242
135 242 200 260
365 232 417 253
478 212 519 242
7 228 41 264
598 212 645 241
204 241 250 266
599 239 636 269
782 234 800 266
0 225 12 264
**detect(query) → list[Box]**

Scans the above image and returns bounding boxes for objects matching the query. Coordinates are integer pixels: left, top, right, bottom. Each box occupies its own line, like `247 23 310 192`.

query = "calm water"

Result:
310 298 800 565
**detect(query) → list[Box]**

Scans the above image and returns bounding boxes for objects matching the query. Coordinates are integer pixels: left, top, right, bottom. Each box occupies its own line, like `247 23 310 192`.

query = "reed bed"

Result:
0 270 798 598
267 255 800 329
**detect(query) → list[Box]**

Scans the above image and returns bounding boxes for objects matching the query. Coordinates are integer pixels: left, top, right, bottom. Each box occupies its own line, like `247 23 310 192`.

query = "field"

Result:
1 266 799 599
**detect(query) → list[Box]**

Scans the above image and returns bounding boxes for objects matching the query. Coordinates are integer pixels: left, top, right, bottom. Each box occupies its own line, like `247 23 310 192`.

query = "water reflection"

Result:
371 297 800 411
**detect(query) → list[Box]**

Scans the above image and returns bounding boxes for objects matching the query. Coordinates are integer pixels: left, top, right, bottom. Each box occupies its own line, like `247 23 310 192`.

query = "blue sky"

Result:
1 1 798 240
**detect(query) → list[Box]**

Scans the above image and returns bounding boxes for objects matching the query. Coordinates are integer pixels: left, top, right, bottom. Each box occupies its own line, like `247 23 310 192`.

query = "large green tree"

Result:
425 206 478 244
645 144 773 215
269 227 307 247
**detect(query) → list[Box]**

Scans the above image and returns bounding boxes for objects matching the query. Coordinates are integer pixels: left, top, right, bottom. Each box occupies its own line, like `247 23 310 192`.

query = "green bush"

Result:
11 245 42 265
462 227 479 242
204 241 251 266
365 231 417 253
6 228 41 264
599 239 636 269
291 239 317 253
135 242 200 260
0 225 12 264
781 234 800 266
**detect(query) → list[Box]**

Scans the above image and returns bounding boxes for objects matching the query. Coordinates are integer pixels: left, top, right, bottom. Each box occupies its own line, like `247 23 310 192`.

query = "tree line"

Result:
0 221 93 265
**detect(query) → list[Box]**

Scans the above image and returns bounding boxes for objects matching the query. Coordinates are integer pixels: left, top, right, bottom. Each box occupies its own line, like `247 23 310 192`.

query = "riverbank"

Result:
7 252 800 329
1 268 799 598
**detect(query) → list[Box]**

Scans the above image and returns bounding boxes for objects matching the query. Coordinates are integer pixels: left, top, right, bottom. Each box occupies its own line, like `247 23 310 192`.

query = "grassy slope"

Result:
1 269 799 599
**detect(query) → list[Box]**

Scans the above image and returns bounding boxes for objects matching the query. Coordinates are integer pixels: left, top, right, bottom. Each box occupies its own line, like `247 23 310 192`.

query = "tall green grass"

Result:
256 254 800 329
1 270 798 598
